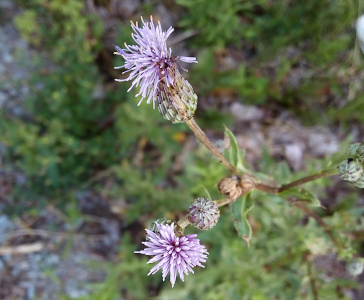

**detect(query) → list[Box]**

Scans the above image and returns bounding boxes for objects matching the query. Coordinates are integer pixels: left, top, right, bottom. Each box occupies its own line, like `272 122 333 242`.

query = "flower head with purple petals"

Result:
114 16 197 107
135 223 208 287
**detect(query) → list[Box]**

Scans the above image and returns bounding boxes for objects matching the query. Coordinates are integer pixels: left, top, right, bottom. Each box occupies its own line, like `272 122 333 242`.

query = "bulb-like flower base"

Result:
189 197 220 230
156 67 198 123
338 158 363 183
348 143 364 164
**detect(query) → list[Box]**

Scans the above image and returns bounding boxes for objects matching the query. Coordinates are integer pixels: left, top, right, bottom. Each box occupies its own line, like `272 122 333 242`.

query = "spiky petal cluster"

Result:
114 16 197 106
189 197 220 230
135 223 208 287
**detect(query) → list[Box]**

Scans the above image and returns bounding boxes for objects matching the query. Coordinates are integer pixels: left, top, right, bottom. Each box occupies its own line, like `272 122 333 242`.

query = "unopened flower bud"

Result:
338 158 363 182
239 175 256 194
157 67 198 123
347 143 364 164
217 175 255 201
147 218 172 240
217 176 242 200
189 197 220 230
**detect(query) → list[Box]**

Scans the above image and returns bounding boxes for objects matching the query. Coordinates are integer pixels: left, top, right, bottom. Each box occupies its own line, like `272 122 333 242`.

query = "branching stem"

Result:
186 118 337 194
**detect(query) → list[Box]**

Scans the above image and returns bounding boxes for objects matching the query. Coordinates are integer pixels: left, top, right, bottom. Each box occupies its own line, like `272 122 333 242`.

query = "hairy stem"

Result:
186 118 237 173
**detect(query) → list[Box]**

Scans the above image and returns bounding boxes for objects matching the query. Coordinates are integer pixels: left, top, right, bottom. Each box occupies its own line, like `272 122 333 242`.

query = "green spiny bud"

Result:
338 158 363 182
156 66 198 124
347 143 364 164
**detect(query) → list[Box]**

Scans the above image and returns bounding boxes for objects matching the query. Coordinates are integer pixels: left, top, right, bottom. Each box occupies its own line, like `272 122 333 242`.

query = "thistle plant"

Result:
114 16 363 288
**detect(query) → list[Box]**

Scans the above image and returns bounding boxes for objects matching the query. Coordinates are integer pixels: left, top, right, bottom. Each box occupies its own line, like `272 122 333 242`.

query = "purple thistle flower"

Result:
114 16 197 107
135 223 208 287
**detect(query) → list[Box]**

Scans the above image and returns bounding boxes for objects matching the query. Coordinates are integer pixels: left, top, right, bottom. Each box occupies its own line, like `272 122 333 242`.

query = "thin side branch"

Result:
278 168 338 193
254 168 338 195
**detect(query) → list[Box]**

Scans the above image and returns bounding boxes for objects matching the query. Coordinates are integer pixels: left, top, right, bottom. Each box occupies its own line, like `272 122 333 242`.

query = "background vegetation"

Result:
1 0 364 299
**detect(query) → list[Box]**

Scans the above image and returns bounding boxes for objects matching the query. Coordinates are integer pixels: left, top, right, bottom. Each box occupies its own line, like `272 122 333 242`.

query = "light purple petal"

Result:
135 223 208 287
114 16 197 106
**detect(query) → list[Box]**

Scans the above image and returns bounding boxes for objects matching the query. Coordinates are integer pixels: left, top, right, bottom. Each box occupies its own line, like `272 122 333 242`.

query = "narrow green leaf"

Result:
230 193 254 246
280 187 321 207
224 126 242 168
201 185 212 200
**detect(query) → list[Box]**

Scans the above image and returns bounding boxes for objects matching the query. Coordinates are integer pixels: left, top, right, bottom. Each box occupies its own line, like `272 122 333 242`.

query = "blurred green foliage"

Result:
3 0 185 192
177 0 268 48
1 0 364 299
3 0 108 190
184 0 361 124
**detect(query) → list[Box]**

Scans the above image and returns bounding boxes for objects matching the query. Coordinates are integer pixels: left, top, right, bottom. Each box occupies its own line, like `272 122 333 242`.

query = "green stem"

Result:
186 118 237 173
